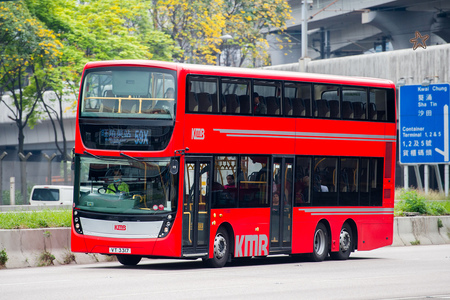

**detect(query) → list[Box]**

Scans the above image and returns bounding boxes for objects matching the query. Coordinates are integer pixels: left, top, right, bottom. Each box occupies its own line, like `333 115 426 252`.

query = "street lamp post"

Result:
219 34 233 66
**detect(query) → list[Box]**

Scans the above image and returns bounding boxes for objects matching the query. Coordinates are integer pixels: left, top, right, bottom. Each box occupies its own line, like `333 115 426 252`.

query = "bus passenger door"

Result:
182 157 212 257
270 156 294 252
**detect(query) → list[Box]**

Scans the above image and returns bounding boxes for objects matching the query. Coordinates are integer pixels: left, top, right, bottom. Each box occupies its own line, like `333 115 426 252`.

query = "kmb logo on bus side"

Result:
192 128 205 140
235 234 269 257
114 225 127 231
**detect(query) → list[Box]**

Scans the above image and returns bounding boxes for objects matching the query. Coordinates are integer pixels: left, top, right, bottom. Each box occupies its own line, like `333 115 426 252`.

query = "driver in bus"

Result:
106 169 129 194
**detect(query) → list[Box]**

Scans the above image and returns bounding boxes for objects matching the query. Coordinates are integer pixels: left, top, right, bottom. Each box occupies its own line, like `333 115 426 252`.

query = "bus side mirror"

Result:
169 158 179 175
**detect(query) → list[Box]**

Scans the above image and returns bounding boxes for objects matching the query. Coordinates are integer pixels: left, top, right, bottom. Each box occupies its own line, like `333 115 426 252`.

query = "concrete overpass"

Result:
269 0 450 65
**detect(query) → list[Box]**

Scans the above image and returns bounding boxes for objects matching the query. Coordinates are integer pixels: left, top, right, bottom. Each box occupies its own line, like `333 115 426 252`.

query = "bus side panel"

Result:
185 115 296 155
356 216 394 251
291 211 394 254
295 119 388 157
291 210 315 254
210 208 270 258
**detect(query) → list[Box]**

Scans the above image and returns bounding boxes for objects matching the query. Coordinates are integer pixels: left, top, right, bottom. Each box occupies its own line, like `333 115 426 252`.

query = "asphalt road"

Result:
1 245 450 300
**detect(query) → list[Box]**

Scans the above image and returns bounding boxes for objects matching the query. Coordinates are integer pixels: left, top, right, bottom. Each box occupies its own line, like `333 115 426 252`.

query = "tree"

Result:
151 0 292 67
0 0 63 199
24 0 182 184
27 0 181 70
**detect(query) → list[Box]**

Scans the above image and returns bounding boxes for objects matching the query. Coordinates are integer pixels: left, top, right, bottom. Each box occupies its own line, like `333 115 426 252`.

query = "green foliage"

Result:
0 0 63 156
27 0 178 67
0 248 8 267
410 240 420 245
395 189 450 216
0 209 71 229
398 189 428 214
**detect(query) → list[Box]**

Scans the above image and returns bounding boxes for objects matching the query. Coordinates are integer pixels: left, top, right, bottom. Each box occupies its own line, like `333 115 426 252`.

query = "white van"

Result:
29 185 74 206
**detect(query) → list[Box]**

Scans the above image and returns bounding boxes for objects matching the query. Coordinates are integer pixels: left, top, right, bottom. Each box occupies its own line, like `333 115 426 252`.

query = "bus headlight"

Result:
73 210 83 234
158 214 175 238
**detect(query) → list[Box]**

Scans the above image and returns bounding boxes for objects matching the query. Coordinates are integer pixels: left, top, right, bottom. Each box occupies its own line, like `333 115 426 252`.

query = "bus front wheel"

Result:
331 223 353 260
310 223 329 262
117 254 142 266
204 227 230 268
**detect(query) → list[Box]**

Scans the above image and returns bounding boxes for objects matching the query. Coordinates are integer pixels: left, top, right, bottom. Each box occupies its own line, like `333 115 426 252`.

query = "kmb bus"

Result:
71 60 396 267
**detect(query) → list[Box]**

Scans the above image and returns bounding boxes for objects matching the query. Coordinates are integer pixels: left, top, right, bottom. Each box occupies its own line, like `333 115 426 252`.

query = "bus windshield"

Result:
76 156 178 214
80 67 176 120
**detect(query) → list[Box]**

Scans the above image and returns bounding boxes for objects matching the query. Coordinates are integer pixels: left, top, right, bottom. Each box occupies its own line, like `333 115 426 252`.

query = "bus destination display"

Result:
100 128 150 146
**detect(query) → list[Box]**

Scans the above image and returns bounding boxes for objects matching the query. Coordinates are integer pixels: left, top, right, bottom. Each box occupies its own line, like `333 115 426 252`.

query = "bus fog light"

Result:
75 223 80 229
164 227 169 233
166 222 171 227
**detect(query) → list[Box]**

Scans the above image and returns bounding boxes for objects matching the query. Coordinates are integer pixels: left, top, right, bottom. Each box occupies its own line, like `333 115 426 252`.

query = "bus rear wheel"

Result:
331 223 353 260
310 223 329 262
117 254 142 266
204 227 230 268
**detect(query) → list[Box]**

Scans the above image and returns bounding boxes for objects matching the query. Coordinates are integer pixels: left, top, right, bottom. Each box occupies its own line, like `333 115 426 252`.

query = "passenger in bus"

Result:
253 93 267 115
272 192 280 211
224 174 235 189
313 175 328 192
106 169 129 194
295 175 310 203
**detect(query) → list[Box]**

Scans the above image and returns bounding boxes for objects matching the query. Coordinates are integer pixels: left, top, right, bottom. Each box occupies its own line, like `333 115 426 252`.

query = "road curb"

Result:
0 228 112 269
392 216 450 246
1 216 450 269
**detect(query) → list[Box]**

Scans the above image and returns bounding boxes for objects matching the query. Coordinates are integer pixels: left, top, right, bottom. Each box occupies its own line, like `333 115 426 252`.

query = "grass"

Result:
0 209 71 229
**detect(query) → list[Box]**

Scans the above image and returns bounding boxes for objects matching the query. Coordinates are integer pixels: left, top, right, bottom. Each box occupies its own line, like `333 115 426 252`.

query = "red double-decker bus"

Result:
71 60 396 267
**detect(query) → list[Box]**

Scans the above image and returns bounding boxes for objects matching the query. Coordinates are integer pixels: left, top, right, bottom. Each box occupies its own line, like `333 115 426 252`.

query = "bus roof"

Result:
83 60 395 89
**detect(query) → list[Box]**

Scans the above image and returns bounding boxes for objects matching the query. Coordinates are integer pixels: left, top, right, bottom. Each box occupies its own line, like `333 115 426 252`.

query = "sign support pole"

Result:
404 165 409 190
446 165 449 197
414 165 423 191
433 165 444 193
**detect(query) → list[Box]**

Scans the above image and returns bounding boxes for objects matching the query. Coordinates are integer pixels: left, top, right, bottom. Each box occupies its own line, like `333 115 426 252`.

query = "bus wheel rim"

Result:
314 229 326 255
214 233 227 259
339 228 351 252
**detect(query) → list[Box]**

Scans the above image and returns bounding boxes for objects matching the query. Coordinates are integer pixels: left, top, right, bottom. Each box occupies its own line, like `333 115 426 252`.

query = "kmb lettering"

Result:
114 225 127 231
192 128 205 140
235 234 268 257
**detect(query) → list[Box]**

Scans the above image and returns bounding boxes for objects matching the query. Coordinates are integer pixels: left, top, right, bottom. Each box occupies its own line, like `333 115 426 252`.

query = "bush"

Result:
396 189 450 216
0 248 8 267
397 189 427 214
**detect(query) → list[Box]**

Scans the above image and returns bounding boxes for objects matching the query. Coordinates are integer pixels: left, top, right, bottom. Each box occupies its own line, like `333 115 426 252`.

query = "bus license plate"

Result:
109 247 131 254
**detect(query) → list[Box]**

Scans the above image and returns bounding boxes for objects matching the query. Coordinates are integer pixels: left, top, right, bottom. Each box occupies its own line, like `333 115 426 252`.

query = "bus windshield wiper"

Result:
83 150 104 160
120 152 142 162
